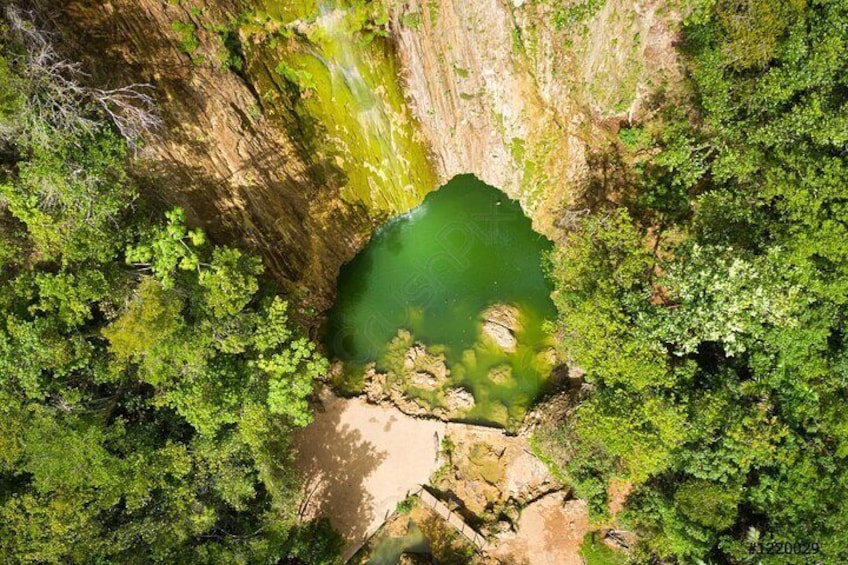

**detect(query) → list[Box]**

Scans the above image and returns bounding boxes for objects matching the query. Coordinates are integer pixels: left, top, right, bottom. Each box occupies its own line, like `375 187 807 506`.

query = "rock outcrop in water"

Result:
481 303 522 352
360 330 484 420
363 364 432 417
362 330 468 419
444 387 476 414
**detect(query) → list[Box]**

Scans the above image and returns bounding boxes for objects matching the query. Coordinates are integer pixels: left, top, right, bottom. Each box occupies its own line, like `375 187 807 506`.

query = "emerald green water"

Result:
364 520 428 565
326 175 556 427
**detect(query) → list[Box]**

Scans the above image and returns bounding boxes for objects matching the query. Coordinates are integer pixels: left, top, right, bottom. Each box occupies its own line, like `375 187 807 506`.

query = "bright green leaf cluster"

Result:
0 20 340 564
543 1 848 562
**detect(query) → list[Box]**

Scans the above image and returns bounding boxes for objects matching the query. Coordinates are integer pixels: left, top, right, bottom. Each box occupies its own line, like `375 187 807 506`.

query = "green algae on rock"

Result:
256 0 437 214
326 175 557 428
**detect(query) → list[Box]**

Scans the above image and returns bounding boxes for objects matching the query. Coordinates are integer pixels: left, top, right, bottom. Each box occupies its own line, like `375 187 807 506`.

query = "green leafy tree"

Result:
542 1 848 562
0 14 340 564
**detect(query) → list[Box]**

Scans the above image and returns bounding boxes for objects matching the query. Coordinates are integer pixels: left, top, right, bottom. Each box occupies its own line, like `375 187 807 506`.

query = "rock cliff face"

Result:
51 0 679 307
58 0 375 309
392 0 680 237
392 0 586 238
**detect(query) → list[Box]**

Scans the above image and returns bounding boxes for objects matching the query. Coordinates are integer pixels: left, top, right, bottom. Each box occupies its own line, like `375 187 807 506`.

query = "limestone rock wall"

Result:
391 0 585 238
57 0 374 310
49 0 679 308
391 0 680 239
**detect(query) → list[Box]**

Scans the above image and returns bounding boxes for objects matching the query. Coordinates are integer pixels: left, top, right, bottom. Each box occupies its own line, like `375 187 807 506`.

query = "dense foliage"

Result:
545 0 848 563
0 12 339 564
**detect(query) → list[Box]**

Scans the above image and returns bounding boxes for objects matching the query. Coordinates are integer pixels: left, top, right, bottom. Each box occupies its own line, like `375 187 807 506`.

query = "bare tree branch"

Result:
92 84 162 147
3 5 162 149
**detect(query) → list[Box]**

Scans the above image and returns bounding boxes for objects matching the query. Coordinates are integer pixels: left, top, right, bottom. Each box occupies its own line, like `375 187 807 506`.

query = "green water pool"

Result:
363 520 429 565
325 175 557 427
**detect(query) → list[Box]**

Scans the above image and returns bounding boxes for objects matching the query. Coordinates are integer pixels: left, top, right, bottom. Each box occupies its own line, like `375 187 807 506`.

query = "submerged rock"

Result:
461 348 478 368
487 402 510 427
444 387 476 413
411 371 439 389
481 304 522 352
398 553 431 565
536 347 558 368
487 364 513 385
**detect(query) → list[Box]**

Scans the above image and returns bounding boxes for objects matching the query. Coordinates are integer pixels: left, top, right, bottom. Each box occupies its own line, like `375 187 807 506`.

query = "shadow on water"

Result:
325 248 376 362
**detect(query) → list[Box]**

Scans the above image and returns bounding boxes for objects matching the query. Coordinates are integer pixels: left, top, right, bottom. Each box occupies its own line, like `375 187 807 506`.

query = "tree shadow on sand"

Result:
293 399 387 554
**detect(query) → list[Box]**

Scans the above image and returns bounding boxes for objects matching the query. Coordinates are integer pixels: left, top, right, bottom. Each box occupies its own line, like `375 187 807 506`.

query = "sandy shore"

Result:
293 391 592 564
491 493 589 565
292 392 447 560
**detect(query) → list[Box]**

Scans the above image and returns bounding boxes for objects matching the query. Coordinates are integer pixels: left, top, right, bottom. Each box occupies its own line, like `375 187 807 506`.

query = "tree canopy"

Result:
543 0 848 562
0 10 339 564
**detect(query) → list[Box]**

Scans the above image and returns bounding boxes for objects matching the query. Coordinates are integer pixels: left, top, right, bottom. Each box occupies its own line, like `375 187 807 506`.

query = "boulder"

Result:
363 365 389 403
483 303 522 330
411 371 439 389
482 322 517 351
444 387 475 413
382 381 426 416
428 359 449 381
403 343 426 370
402 341 449 384
480 304 522 352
